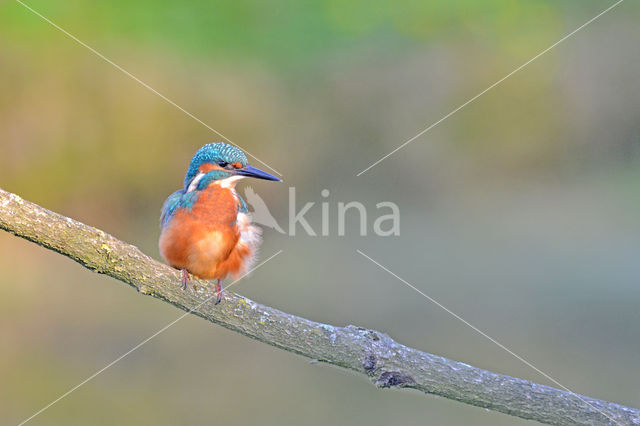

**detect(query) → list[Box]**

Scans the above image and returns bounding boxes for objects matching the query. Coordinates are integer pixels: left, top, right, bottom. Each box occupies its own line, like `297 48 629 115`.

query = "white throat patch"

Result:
187 173 245 192
215 175 245 188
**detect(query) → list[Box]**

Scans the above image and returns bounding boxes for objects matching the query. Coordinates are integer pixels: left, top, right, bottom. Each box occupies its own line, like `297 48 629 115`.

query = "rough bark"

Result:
1 188 638 426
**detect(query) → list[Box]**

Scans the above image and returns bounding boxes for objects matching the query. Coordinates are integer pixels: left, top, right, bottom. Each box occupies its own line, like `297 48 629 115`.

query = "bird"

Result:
159 143 281 304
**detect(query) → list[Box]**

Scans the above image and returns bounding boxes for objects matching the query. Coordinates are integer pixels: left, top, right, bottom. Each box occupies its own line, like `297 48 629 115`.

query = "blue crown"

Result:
184 143 248 189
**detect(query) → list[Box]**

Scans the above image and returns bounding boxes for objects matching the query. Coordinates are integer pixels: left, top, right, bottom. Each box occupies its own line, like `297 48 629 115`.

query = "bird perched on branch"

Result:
159 143 281 303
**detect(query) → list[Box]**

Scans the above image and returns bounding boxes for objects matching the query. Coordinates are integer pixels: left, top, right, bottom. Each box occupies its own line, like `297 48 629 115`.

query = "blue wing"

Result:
160 189 185 228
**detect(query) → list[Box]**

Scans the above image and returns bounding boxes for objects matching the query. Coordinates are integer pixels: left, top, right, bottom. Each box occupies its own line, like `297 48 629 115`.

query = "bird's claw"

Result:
214 279 223 305
180 269 190 291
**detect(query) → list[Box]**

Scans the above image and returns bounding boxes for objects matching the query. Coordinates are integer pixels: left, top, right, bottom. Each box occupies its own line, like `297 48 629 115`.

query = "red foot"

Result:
181 269 190 290
215 279 223 305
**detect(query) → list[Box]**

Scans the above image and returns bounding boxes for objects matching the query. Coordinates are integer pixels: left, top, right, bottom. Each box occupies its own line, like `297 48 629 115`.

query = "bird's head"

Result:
183 143 281 192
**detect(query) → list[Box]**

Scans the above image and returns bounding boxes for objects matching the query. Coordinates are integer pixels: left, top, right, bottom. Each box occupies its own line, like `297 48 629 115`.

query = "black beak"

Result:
234 165 281 181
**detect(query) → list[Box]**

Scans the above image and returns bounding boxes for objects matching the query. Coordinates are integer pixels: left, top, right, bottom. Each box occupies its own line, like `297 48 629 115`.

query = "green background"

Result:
1 0 639 424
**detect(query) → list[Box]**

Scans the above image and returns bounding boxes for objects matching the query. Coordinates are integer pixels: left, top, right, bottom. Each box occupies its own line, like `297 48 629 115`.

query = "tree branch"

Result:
1 187 638 426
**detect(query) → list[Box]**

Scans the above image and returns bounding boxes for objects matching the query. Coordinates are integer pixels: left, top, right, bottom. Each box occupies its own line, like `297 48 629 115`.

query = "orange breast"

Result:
159 185 255 280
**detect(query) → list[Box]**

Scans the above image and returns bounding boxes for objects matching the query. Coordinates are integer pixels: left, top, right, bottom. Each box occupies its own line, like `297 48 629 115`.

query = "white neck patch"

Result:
186 172 206 193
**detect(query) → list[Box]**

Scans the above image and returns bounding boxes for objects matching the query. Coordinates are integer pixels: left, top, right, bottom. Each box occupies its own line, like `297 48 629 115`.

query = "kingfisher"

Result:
159 143 281 304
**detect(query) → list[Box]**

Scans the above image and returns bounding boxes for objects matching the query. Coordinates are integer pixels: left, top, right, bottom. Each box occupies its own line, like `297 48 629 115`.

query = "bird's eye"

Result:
217 161 229 168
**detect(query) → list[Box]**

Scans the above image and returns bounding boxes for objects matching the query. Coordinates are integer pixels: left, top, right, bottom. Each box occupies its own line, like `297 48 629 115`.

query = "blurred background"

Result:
1 0 639 424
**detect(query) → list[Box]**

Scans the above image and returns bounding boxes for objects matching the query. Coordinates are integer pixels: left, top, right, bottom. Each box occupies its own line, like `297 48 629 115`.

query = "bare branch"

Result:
1 188 638 425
